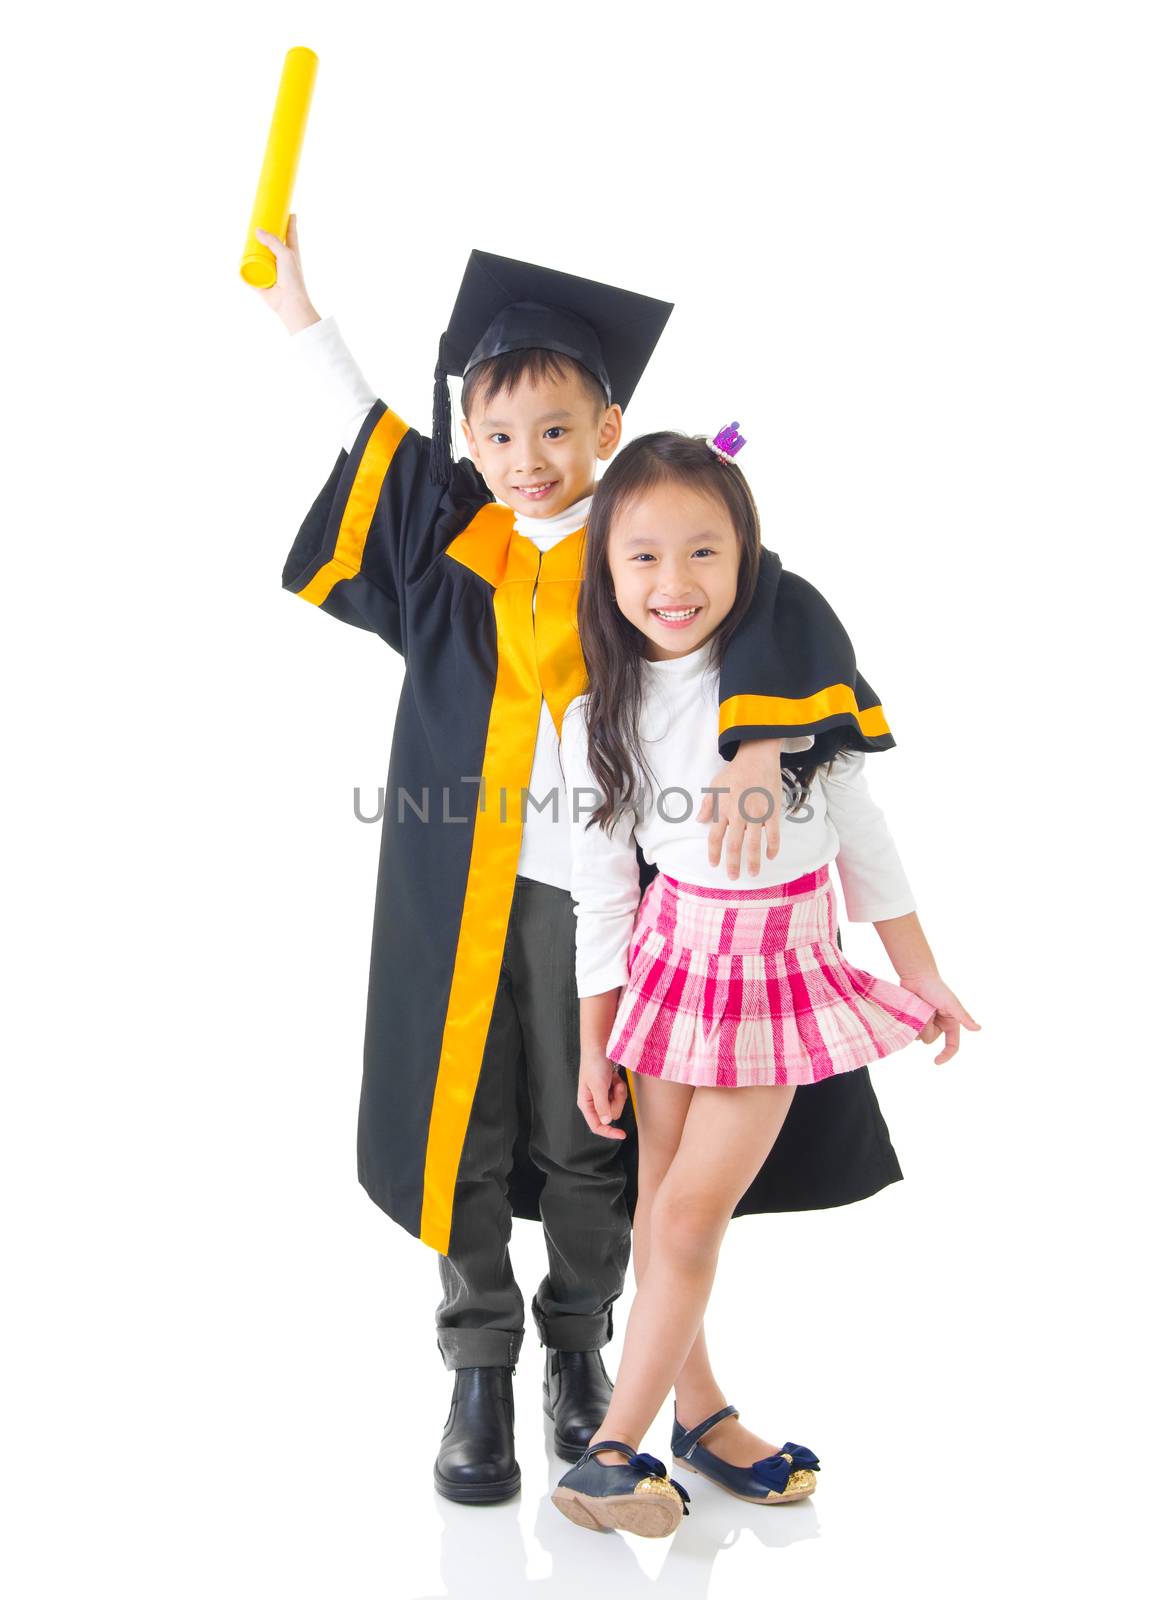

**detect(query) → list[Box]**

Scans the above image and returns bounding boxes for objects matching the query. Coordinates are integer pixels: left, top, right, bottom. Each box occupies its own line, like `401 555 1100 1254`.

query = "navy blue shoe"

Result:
551 1440 690 1538
671 1405 819 1505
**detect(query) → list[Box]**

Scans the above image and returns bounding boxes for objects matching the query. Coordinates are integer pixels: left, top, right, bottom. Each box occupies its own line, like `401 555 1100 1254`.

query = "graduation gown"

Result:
283 399 904 1254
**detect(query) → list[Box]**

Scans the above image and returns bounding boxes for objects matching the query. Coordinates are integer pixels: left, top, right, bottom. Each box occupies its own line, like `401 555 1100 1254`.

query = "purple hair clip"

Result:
708 421 746 462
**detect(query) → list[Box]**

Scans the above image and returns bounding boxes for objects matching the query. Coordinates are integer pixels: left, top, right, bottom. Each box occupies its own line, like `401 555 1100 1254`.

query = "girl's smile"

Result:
651 604 703 628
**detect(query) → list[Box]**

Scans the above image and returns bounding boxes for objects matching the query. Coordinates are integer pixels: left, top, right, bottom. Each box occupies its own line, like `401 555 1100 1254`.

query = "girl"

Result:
552 430 978 1539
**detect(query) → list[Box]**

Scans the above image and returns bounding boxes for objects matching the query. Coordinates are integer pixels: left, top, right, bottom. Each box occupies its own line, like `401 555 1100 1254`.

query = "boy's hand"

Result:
900 972 981 1065
250 214 320 334
578 1053 628 1139
700 738 782 879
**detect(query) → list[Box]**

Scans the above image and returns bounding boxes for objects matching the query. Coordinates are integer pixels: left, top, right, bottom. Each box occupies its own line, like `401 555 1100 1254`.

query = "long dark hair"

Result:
577 432 759 830
578 432 832 833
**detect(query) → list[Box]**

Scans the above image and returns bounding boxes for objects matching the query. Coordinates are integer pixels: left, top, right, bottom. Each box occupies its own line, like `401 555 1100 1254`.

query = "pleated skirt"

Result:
606 866 936 1088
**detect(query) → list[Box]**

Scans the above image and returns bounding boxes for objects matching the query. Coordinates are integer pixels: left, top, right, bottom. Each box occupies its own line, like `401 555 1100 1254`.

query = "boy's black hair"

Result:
460 347 610 428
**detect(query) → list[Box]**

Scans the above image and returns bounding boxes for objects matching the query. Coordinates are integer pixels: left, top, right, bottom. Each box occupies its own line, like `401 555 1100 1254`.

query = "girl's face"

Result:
606 480 741 661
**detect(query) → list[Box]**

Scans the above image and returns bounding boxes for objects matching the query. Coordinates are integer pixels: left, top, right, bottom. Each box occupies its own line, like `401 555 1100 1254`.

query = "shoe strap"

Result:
673 1404 739 1456
578 1438 640 1465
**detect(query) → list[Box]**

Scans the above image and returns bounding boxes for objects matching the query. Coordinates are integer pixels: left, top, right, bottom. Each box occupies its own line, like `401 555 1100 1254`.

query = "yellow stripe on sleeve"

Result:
296 409 411 607
719 687 891 741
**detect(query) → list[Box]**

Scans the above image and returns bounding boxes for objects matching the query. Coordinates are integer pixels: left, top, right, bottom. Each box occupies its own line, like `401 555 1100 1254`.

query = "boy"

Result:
255 222 904 1503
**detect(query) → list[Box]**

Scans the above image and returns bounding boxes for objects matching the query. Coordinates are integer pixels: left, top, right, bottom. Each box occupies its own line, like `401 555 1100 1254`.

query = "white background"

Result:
3 3 1155 1596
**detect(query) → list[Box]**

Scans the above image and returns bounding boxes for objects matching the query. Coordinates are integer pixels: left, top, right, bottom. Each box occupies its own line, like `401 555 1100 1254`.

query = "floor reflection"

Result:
412 1416 819 1599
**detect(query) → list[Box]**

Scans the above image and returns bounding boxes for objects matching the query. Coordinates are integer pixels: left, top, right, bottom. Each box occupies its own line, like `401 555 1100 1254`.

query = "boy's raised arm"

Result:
254 216 376 452
253 215 320 334
250 217 486 654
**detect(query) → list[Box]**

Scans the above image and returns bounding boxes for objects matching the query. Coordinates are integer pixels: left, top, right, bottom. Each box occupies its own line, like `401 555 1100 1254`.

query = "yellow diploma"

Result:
240 46 318 288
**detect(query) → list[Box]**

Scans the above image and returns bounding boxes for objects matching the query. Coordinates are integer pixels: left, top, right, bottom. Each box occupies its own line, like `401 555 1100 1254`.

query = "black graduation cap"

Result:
430 250 674 484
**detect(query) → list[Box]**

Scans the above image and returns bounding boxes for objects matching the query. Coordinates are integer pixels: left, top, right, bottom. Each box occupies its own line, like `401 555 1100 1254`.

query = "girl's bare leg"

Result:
594 1079 795 1459
628 1082 721 1413
669 1333 799 1469
626 1079 796 1466
627 1075 692 1294
665 1247 794 1468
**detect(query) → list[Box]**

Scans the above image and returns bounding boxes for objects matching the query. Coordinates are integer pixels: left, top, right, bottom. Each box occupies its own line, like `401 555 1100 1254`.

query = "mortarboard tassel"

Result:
430 331 453 487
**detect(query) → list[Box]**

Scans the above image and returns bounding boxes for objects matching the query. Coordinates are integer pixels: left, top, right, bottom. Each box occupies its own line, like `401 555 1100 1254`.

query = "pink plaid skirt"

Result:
606 866 936 1088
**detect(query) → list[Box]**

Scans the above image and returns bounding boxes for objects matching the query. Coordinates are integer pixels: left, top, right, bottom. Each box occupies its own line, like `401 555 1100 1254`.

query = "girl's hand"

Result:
578 1053 628 1140
250 215 321 334
701 737 782 878
901 972 981 1065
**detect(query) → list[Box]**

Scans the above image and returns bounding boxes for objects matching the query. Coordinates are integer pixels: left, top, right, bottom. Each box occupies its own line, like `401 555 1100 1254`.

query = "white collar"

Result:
506 493 594 549
641 638 717 679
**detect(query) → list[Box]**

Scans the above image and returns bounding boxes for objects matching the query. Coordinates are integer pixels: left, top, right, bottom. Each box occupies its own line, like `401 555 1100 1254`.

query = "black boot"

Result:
542 1348 615 1462
434 1366 521 1504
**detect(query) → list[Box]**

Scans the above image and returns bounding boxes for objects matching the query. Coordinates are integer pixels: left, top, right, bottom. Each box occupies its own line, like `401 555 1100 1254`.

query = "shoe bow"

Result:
751 1442 821 1493
630 1452 691 1511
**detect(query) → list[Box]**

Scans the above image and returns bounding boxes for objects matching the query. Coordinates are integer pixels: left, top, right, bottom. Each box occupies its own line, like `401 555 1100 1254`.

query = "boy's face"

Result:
606 481 741 662
461 366 622 519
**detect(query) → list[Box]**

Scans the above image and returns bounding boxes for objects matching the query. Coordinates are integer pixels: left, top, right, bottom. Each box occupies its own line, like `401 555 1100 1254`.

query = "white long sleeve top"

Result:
559 639 918 997
290 315 587 891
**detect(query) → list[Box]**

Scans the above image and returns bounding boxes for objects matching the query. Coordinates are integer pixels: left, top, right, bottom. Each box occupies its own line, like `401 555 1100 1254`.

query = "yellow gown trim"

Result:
719 687 891 741
419 519 588 1252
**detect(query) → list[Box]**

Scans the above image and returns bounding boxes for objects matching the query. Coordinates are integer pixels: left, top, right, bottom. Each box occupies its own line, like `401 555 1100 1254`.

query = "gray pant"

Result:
436 876 631 1369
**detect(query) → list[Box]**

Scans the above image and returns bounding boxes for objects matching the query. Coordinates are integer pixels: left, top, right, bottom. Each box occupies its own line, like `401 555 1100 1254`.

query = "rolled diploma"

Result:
240 46 318 287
